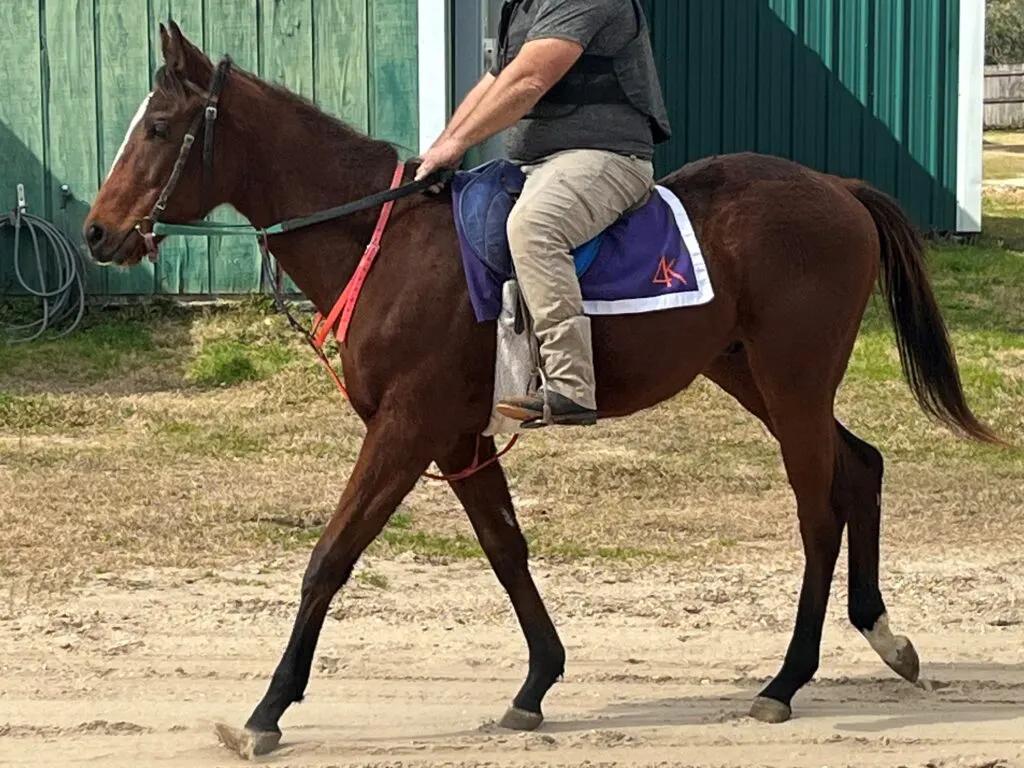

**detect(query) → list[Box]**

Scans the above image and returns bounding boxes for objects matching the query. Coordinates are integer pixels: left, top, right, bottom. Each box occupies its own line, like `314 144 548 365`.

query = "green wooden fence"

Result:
1 0 419 297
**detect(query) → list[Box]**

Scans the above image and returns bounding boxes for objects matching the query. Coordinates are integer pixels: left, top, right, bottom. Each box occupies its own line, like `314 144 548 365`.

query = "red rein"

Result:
308 163 518 483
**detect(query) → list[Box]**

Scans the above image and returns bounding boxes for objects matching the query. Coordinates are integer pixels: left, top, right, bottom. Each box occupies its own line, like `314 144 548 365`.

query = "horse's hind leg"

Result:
707 350 918 719
707 346 836 721
436 435 566 730
749 378 840 720
835 423 919 683
708 337 844 723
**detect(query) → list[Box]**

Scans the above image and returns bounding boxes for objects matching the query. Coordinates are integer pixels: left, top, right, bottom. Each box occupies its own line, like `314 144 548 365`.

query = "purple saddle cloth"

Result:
450 159 705 322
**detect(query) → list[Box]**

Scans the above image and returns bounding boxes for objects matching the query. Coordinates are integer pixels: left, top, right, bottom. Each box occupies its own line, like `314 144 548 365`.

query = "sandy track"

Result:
2 549 1024 768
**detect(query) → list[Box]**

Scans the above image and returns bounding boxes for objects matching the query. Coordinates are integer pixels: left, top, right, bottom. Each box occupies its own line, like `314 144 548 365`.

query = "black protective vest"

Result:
496 0 672 144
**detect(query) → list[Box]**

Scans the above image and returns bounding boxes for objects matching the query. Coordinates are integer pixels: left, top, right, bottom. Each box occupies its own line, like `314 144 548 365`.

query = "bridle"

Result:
135 55 233 260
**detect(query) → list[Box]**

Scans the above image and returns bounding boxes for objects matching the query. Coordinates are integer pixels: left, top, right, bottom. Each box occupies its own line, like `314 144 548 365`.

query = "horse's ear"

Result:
160 19 211 82
160 19 186 73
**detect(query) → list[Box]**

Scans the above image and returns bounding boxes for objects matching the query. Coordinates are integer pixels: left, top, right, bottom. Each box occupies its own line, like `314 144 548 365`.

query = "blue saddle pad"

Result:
450 159 602 282
449 158 714 323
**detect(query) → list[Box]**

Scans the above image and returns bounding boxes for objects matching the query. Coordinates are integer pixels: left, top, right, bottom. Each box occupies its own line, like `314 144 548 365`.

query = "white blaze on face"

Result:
106 92 154 180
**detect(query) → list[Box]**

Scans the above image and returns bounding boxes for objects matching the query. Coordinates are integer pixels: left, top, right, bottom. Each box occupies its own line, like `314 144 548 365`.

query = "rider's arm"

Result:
446 37 583 149
439 72 496 144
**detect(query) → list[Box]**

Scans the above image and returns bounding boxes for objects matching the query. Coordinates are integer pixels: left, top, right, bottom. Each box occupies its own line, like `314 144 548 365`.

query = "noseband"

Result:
135 55 233 260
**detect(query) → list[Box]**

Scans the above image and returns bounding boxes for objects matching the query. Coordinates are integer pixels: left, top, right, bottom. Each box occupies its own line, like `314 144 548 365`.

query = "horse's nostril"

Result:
85 223 106 248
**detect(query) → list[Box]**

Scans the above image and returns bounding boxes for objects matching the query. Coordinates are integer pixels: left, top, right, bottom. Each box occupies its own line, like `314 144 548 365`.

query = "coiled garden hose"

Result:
1 184 87 342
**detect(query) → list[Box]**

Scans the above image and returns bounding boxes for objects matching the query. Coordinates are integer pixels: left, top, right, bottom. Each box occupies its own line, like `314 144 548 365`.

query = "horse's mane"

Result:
154 61 407 160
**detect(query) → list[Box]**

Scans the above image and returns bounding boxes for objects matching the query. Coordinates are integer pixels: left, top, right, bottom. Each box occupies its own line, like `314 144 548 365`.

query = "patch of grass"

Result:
857 197 1024 336
185 339 296 387
248 522 323 549
847 329 1024 410
984 151 1024 181
845 332 903 383
984 131 1024 181
979 188 1024 252
0 393 131 431
375 528 484 560
240 510 486 562
149 419 268 457
363 511 485 561
527 537 679 562
0 320 167 386
985 130 1024 147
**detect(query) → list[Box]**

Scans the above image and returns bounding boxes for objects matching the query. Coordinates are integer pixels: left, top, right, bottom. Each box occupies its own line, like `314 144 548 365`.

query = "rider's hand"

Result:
415 135 469 191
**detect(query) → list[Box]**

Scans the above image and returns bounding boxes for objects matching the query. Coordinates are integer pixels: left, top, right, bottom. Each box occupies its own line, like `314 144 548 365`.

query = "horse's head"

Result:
84 21 227 266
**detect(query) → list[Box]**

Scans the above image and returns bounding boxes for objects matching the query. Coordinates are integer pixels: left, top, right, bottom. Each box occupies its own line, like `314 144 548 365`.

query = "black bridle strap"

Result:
150 110 204 218
201 57 232 214
140 55 233 240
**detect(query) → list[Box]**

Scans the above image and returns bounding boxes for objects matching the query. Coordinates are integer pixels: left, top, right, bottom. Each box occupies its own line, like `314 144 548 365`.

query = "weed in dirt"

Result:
388 511 414 530
355 570 390 589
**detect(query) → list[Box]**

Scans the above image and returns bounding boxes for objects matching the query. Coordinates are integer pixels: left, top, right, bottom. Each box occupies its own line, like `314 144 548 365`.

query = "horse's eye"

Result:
148 121 170 140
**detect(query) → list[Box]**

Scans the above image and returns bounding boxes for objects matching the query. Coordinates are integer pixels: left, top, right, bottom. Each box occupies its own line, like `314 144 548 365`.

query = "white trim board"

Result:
417 0 449 154
956 0 985 233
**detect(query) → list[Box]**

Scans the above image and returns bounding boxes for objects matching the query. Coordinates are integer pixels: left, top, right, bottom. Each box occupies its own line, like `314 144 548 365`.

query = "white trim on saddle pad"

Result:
580 185 715 315
483 186 715 436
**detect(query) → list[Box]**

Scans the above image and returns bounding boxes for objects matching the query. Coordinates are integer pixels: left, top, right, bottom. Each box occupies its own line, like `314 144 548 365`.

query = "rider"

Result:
416 0 671 427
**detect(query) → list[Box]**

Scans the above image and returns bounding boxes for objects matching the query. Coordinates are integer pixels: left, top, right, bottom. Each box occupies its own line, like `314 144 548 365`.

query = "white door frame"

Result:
957 0 985 233
418 0 506 162
417 0 450 154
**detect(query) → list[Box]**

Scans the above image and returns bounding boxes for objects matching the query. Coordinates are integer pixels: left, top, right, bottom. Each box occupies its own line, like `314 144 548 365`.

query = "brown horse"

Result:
85 21 1002 759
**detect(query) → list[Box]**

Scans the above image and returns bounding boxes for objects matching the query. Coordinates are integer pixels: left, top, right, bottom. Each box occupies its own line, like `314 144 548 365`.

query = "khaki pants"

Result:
506 149 655 409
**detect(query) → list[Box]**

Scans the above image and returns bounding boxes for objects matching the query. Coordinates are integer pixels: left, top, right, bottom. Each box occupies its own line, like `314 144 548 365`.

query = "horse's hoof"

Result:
749 696 792 724
498 706 544 731
886 635 920 683
213 722 282 760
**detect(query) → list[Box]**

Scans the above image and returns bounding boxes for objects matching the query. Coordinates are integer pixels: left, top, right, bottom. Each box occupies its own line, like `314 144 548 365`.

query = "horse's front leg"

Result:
214 413 434 759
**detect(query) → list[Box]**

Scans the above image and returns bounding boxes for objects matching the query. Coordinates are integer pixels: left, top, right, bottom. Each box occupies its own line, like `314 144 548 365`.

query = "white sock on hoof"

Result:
861 612 909 666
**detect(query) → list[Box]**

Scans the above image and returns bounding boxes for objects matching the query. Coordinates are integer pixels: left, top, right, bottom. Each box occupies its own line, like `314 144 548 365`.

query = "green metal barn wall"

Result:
0 0 419 297
640 0 961 233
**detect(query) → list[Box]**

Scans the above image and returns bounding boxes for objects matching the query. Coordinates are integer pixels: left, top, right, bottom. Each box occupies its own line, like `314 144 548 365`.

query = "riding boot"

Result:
496 387 598 428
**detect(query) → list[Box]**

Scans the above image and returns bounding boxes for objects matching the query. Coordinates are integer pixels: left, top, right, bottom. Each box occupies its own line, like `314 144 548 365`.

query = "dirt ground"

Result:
3 542 1023 768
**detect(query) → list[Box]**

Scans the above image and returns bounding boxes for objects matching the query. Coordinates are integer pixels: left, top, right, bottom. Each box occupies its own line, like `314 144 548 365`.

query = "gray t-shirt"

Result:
491 0 655 164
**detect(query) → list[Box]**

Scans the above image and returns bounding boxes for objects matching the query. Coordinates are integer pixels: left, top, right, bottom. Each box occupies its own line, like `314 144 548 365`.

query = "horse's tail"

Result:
843 179 1004 445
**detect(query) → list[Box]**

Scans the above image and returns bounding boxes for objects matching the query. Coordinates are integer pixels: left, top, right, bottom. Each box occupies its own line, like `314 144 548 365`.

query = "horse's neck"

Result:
220 79 399 310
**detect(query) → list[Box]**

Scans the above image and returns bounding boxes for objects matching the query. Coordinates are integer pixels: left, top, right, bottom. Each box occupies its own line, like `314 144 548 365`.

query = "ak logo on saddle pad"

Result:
450 159 715 322
653 254 688 288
